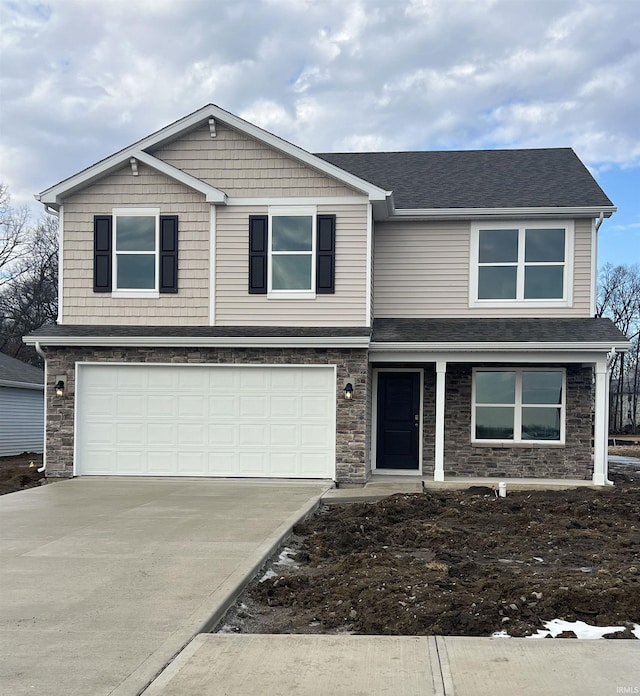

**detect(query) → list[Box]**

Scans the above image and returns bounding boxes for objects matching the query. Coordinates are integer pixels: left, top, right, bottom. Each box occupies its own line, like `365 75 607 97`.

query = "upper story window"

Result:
113 208 159 292
269 207 316 294
470 221 573 307
93 210 178 296
472 368 565 444
248 208 336 298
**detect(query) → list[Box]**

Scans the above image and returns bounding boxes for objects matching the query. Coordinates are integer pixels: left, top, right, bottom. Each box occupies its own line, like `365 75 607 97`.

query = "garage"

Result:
75 363 336 478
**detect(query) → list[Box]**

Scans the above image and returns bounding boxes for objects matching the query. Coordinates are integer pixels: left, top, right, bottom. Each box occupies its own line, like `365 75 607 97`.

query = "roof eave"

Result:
22 334 371 349
369 340 630 352
389 206 617 221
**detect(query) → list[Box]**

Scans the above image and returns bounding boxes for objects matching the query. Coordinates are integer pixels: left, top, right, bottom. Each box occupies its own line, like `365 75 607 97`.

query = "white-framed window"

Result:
113 208 160 293
472 368 565 444
268 206 316 298
470 221 573 307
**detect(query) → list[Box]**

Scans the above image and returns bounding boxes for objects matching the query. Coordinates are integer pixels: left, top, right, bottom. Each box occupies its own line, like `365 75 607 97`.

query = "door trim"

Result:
372 368 423 475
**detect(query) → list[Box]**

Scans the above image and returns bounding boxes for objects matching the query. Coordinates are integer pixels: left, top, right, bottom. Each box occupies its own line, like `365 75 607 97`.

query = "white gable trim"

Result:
37 104 390 208
133 152 226 203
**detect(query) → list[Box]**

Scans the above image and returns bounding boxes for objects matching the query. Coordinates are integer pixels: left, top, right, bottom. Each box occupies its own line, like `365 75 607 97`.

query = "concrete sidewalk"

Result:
143 634 640 696
0 477 331 696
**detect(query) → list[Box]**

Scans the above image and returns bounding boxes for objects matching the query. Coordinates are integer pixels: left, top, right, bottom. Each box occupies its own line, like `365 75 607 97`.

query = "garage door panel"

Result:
179 395 206 417
239 423 268 446
77 365 335 478
271 424 298 446
239 395 267 417
148 395 176 418
209 395 237 417
240 370 269 389
208 424 236 446
152 452 177 473
302 369 334 390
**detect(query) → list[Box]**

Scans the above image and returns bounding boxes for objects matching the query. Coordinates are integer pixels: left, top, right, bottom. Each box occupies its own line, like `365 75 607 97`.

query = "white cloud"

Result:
0 0 639 211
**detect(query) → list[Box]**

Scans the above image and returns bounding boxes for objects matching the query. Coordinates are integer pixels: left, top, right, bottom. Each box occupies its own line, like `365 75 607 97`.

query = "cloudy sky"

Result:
1 0 638 268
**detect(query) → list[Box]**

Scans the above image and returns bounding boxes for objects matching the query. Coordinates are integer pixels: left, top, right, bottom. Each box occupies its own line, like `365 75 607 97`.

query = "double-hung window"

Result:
472 368 565 444
113 208 159 293
471 221 572 306
268 206 316 297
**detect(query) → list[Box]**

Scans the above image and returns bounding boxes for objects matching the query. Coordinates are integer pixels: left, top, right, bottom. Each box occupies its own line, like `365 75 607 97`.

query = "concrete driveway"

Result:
0 477 331 696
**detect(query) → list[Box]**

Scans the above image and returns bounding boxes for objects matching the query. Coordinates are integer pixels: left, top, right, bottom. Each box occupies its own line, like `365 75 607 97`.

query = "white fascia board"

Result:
23 335 371 349
369 340 630 353
369 349 623 364
38 104 389 207
0 380 44 390
390 206 617 221
227 196 368 206
132 151 226 202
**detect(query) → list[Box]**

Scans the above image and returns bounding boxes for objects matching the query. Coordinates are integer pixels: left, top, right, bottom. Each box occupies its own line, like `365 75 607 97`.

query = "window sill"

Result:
111 291 160 299
267 291 316 300
469 299 570 309
472 441 565 448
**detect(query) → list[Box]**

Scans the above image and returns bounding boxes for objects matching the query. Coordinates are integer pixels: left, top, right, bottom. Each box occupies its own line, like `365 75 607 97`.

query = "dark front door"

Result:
376 371 420 470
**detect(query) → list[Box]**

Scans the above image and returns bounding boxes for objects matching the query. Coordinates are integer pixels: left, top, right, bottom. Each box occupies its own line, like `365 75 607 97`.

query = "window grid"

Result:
267 206 316 294
472 369 565 444
113 208 159 292
472 222 571 305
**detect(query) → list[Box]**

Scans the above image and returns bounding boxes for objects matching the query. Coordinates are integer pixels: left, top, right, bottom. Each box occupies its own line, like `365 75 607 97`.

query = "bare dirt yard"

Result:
218 467 640 639
0 453 45 496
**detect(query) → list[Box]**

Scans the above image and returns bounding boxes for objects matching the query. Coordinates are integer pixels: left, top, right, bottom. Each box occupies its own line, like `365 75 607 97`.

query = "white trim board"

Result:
24 335 371 349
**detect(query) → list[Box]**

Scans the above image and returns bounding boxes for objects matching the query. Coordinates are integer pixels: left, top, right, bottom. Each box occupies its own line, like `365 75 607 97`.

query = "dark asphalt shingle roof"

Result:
27 319 628 346
316 148 613 210
371 318 628 344
26 325 372 339
0 352 44 386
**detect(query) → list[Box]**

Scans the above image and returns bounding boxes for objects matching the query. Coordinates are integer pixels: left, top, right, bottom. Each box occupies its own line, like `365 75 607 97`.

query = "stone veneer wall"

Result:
443 363 593 479
44 346 370 484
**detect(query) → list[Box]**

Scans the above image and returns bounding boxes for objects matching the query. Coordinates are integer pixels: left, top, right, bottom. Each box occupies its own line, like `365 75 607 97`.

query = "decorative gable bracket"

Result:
208 117 216 138
129 157 139 176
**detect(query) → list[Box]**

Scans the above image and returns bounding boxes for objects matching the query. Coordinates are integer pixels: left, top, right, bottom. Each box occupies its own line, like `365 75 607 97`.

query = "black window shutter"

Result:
93 215 112 292
316 214 336 294
248 215 268 294
159 215 178 293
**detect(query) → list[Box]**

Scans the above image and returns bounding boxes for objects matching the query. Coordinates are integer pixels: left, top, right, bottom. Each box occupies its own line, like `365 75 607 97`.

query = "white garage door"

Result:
76 364 336 478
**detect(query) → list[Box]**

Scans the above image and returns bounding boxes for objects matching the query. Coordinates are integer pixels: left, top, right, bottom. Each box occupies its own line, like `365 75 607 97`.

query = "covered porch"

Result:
368 318 630 485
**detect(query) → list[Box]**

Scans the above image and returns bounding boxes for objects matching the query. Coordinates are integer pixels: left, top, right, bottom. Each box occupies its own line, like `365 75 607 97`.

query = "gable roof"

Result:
0 352 44 389
317 148 615 215
37 104 389 210
36 104 615 220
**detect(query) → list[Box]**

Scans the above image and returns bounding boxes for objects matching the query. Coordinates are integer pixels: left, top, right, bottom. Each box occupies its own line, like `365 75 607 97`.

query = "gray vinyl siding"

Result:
0 387 44 456
62 166 211 325
373 218 593 318
215 203 369 326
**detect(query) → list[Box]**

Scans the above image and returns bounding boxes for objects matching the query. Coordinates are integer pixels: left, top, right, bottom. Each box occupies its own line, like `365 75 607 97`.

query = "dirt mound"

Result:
0 454 44 495
220 487 640 638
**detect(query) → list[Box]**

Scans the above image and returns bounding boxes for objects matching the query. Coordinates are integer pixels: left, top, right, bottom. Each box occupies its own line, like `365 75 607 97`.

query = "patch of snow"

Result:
217 624 239 633
275 547 297 566
528 619 640 639
259 569 278 583
491 630 512 638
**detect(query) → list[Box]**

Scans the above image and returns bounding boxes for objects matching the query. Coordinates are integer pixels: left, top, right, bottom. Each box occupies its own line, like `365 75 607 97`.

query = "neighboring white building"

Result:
0 353 44 457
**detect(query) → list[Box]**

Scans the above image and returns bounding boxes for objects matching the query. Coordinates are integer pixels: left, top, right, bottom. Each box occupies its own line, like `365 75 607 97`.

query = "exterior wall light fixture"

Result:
55 380 65 397
344 383 354 400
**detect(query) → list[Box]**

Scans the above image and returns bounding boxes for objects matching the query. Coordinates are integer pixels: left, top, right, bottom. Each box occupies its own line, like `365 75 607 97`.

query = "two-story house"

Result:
25 104 629 486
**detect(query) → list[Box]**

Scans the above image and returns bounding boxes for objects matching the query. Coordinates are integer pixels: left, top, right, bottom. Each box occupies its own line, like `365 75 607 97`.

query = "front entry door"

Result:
376 371 420 470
